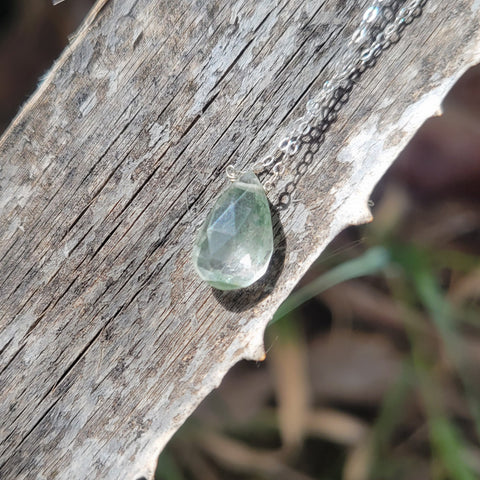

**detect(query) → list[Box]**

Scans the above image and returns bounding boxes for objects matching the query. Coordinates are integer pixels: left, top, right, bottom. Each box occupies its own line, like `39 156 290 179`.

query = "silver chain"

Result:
226 0 426 190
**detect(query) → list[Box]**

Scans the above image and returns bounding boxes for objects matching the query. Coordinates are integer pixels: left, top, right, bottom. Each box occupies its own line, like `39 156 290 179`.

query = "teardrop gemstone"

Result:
193 171 274 290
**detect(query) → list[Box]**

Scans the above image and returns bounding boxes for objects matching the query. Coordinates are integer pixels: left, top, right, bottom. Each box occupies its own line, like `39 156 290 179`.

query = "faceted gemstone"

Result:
193 171 274 290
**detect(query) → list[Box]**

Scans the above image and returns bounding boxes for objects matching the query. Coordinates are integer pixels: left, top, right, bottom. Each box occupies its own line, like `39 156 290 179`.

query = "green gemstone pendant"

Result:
192 171 274 290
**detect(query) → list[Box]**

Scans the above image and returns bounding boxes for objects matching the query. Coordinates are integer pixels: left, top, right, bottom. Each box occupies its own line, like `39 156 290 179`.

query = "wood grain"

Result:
0 0 478 478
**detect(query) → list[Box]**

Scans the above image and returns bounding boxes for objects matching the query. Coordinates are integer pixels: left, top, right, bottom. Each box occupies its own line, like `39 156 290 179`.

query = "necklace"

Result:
192 0 426 291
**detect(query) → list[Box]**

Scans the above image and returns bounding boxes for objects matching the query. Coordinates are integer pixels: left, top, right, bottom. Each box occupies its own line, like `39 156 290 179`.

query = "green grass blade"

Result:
272 246 390 323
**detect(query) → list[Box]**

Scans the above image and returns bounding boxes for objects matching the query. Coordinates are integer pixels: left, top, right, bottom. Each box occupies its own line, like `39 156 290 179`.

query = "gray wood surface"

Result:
0 0 479 478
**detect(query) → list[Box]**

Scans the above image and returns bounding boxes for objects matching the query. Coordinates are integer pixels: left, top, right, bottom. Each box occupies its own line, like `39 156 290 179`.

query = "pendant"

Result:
192 171 274 290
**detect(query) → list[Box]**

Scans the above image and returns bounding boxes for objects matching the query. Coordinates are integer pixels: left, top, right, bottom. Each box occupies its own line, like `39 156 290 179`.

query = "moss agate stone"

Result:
193 171 273 290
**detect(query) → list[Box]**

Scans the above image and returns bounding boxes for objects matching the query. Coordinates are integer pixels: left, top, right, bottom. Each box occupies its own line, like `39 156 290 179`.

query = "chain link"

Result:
227 0 426 189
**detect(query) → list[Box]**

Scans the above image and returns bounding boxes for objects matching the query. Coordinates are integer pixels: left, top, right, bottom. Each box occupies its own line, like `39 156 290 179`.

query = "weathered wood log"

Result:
0 0 478 478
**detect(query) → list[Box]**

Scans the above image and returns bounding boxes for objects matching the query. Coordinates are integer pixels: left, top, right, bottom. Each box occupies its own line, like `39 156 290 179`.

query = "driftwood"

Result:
0 0 479 478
